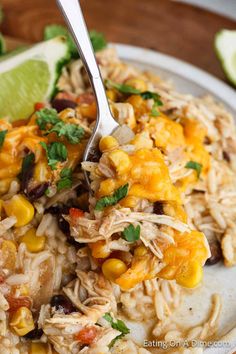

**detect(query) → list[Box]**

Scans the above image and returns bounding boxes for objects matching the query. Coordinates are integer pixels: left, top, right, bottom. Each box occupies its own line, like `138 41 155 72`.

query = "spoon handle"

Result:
56 0 111 116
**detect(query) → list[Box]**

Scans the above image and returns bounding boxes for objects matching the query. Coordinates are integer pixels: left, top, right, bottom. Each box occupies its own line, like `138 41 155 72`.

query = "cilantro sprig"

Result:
36 108 84 145
45 121 84 144
105 80 163 116
0 130 7 148
185 161 202 178
57 167 73 191
36 108 60 130
122 224 140 242
103 312 130 348
95 183 129 211
40 141 67 170
44 25 107 58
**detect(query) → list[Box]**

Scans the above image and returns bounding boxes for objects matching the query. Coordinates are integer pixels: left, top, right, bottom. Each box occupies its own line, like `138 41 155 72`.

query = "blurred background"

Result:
0 0 235 81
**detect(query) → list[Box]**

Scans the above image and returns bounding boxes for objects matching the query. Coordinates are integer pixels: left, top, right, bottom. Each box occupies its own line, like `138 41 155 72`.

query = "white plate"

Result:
113 44 236 353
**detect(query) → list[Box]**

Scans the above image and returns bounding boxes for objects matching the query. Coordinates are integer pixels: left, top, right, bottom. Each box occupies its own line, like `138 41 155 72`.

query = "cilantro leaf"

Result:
18 153 35 180
141 91 163 117
95 183 129 211
57 167 73 191
89 30 107 52
103 313 130 348
40 142 67 170
185 161 202 178
0 130 7 147
105 79 141 94
36 108 60 130
140 91 163 106
37 108 84 144
122 224 140 242
44 25 107 57
46 121 84 144
151 102 161 117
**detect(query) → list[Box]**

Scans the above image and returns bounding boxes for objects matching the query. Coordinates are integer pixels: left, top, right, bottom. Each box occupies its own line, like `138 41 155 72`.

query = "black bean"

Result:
58 214 70 237
25 182 49 202
51 99 77 113
46 205 70 215
24 326 43 339
223 151 230 162
206 241 223 266
153 201 165 215
50 294 76 314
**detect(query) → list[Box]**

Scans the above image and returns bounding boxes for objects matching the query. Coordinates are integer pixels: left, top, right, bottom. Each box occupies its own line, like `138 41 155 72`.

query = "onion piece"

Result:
112 124 135 145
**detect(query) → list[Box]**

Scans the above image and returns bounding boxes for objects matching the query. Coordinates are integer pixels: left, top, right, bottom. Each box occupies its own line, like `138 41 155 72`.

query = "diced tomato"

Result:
6 295 32 312
34 102 46 111
76 93 95 105
75 326 98 345
69 208 84 220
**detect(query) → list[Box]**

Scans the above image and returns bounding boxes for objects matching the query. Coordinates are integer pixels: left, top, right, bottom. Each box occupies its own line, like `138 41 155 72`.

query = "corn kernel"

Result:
175 260 203 288
80 103 97 120
106 89 117 101
1 240 17 270
3 194 34 227
98 179 116 198
120 195 139 208
0 178 13 195
90 241 110 259
99 136 119 152
126 95 144 110
125 78 147 92
19 228 45 253
102 258 128 282
30 342 48 354
108 150 131 175
10 306 34 336
134 245 148 257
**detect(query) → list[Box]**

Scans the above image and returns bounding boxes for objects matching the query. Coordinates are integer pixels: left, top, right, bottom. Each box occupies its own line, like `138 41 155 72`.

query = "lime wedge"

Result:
215 29 236 86
0 36 69 121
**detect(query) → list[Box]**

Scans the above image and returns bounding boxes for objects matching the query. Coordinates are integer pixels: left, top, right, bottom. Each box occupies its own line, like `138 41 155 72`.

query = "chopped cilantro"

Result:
122 224 140 242
95 183 129 211
140 91 163 106
103 312 130 348
36 108 84 144
0 130 7 147
18 153 35 180
105 79 141 94
141 91 163 117
57 167 73 191
36 108 60 130
40 141 67 170
185 161 202 178
44 25 107 57
46 121 84 144
89 30 107 52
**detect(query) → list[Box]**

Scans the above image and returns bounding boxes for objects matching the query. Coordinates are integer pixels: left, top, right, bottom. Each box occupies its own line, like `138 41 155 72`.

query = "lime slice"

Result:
215 29 236 86
0 36 69 121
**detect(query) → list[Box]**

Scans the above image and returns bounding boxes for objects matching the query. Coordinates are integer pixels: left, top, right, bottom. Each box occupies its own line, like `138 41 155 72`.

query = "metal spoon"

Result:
56 0 119 187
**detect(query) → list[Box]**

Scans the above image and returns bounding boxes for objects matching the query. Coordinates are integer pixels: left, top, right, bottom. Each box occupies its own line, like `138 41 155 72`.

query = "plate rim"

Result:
112 43 236 111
